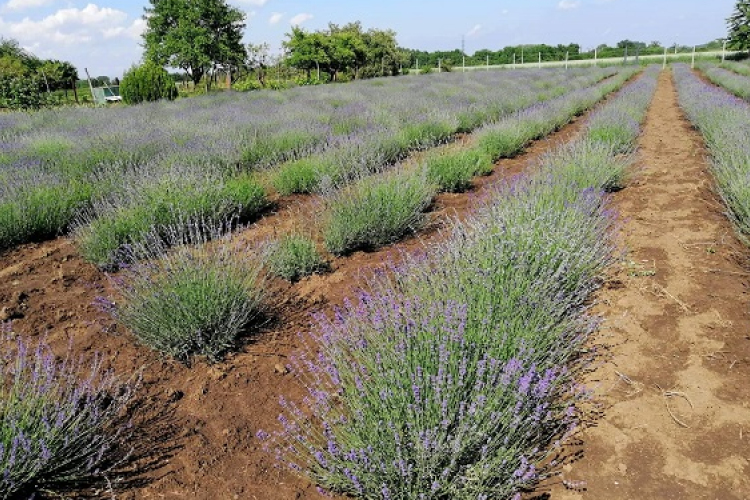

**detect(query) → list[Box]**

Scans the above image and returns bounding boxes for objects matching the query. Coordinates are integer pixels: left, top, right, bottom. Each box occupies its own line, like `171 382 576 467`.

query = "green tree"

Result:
143 0 246 89
120 62 178 104
284 27 330 79
728 0 750 50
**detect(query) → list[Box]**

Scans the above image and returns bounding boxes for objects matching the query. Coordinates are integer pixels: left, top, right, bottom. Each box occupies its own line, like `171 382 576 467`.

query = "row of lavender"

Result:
74 69 623 268
318 67 643 256
674 63 750 239
0 68 619 261
695 61 750 101
105 67 645 366
260 66 660 498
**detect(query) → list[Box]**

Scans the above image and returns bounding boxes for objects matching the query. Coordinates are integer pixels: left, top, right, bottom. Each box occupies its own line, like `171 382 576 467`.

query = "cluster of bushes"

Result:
674 63 750 240
258 68 660 498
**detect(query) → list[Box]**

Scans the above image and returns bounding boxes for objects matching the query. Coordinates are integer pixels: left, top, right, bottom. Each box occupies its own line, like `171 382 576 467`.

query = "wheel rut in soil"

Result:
549 70 750 500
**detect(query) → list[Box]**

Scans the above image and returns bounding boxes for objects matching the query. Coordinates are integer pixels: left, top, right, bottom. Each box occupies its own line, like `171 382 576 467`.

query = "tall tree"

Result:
728 0 750 51
143 0 246 88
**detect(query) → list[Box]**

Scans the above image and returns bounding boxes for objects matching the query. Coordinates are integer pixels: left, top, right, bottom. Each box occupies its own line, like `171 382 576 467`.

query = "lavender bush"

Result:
74 165 266 268
269 295 580 498
322 168 437 255
105 223 266 363
424 148 493 193
265 232 326 282
0 335 136 498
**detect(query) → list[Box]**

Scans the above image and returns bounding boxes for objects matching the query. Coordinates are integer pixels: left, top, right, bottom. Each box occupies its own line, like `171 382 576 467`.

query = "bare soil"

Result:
0 100 588 498
548 71 750 499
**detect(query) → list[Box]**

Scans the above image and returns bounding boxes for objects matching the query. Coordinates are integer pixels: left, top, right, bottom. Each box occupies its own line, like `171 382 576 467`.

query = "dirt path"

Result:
550 70 750 499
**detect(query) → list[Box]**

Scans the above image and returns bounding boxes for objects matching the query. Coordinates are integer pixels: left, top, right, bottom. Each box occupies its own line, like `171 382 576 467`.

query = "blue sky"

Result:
0 0 736 77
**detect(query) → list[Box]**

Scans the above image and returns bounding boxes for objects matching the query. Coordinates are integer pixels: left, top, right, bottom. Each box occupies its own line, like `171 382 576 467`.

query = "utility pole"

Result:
691 45 696 69
462 35 466 72
722 39 727 62
565 51 569 70
513 53 516 69
538 52 541 68
594 47 598 66
663 46 668 69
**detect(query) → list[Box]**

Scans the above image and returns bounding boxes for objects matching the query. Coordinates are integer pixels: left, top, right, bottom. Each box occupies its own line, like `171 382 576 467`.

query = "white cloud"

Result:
466 24 481 37
3 0 54 11
558 0 581 9
269 12 283 25
0 3 132 45
236 0 268 5
289 12 312 26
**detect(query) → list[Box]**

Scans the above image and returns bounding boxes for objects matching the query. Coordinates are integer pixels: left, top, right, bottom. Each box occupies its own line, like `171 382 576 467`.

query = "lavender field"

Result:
2 64 692 500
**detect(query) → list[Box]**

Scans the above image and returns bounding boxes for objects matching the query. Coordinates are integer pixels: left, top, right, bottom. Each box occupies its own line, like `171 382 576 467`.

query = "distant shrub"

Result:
107 225 266 363
0 335 136 499
425 148 493 192
231 76 263 92
265 233 326 281
120 63 178 105
0 74 50 110
322 169 436 255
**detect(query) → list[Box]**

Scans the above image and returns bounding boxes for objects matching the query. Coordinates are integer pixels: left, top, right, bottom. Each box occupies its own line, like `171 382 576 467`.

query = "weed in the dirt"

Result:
265 233 326 281
322 168 436 255
0 334 136 499
107 224 265 363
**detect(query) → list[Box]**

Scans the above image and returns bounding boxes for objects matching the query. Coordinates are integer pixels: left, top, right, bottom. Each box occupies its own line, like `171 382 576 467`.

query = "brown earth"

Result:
0 92 595 499
547 71 750 499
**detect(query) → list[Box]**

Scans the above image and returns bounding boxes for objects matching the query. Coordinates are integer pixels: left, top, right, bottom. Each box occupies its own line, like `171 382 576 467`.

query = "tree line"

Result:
0 38 78 109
